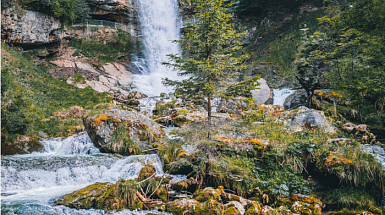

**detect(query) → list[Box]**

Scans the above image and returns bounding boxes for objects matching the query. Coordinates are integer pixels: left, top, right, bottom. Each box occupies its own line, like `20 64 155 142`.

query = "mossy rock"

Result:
56 180 143 212
166 158 194 175
193 187 223 202
290 194 322 215
172 178 198 193
156 186 168 202
166 198 200 215
328 209 376 215
245 201 262 215
225 206 241 215
1 136 44 155
56 182 113 209
174 115 187 127
138 165 156 181
83 105 165 154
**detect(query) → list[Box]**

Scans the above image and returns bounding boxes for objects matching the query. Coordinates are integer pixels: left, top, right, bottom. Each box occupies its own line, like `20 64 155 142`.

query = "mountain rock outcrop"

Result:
1 7 62 45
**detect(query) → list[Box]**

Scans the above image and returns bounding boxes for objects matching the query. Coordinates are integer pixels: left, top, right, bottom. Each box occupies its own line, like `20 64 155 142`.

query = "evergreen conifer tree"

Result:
163 0 247 125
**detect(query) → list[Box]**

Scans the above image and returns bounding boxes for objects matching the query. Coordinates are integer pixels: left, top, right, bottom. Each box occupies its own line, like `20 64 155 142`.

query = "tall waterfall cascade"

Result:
132 0 184 96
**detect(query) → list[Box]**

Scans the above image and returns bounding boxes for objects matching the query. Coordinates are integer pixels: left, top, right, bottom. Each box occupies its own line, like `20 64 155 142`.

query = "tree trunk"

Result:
208 96 212 139
208 96 212 125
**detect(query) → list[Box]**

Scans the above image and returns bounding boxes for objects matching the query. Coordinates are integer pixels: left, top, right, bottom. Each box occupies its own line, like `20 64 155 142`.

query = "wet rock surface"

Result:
83 106 165 154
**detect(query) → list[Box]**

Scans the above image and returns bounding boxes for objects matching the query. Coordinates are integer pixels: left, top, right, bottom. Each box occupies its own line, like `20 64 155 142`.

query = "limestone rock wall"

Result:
1 7 62 45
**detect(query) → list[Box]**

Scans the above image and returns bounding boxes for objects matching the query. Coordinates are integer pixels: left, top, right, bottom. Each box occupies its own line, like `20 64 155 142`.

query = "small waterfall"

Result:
362 144 385 170
273 89 296 106
132 0 184 96
1 134 166 214
38 133 100 156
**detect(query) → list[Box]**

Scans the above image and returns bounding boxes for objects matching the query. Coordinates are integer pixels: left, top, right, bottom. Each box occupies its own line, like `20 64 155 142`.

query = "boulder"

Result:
83 105 164 154
289 107 336 134
250 78 273 105
138 165 156 180
193 187 223 202
166 198 200 214
216 98 247 114
290 194 322 215
1 7 61 45
261 205 274 215
56 180 143 212
1 136 44 155
283 89 308 110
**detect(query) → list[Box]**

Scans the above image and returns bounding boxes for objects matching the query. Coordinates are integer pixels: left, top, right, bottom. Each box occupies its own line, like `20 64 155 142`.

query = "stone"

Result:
261 205 274 215
290 108 336 134
83 105 165 154
166 198 200 214
216 99 245 114
250 78 273 105
75 62 99 74
283 89 308 110
224 201 244 214
85 80 110 92
1 136 44 155
245 201 262 215
50 60 76 68
193 187 223 202
118 75 132 86
1 7 61 45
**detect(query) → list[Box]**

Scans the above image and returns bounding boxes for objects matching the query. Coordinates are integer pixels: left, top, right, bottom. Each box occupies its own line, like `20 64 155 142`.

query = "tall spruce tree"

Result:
163 0 247 125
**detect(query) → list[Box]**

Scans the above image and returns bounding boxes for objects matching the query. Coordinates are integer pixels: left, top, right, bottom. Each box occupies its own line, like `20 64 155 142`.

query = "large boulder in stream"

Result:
250 78 273 105
83 104 165 155
283 89 308 110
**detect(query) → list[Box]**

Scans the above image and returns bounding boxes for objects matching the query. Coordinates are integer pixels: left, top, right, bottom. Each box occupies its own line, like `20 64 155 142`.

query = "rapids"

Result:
1 133 169 214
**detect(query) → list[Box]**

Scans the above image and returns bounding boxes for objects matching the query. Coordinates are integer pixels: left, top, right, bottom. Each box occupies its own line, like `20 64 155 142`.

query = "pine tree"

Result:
163 0 247 125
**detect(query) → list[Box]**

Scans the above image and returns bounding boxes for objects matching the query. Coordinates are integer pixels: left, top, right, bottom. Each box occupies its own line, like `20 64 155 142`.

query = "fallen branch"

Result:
136 191 147 202
148 171 168 199
138 173 156 184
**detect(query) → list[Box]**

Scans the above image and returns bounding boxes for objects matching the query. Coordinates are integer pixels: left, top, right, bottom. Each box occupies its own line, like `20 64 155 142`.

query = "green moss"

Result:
224 206 240 215
138 165 156 181
245 202 261 215
193 187 223 202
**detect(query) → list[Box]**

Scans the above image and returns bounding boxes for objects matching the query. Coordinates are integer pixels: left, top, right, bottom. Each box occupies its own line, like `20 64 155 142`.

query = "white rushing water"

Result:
273 88 296 106
362 144 385 170
132 0 184 96
1 134 168 214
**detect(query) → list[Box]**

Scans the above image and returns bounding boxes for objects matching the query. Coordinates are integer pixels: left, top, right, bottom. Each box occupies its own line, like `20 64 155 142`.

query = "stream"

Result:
1 133 175 214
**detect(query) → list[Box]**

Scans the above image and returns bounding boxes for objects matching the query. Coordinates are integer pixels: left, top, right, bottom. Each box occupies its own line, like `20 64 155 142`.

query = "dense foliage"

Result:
295 0 385 133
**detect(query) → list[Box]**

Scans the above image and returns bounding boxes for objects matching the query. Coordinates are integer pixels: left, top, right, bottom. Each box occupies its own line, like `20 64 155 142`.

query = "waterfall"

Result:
132 0 184 96
273 89 296 106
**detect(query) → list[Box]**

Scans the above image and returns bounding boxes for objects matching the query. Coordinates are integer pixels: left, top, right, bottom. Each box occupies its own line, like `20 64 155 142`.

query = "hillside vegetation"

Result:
1 43 110 150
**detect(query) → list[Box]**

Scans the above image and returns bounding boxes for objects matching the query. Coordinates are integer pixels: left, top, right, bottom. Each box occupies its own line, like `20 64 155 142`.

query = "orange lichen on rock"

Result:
324 153 353 167
212 136 232 144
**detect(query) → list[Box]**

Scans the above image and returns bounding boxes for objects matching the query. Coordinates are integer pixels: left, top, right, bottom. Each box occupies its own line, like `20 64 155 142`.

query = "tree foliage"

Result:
295 0 385 129
18 0 90 24
163 0 247 123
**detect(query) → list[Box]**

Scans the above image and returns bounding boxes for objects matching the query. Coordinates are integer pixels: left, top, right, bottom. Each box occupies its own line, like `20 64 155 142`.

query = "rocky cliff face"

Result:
1 7 62 45
87 0 139 28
